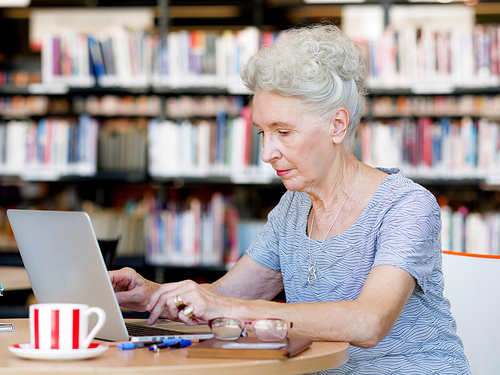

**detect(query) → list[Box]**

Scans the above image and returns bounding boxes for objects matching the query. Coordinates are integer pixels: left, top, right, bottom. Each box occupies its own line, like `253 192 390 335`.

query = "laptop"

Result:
7 209 214 343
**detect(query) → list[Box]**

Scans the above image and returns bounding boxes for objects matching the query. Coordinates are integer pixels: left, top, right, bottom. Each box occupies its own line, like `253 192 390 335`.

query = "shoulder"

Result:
373 168 441 225
267 190 310 225
273 190 309 212
258 190 312 244
378 168 437 205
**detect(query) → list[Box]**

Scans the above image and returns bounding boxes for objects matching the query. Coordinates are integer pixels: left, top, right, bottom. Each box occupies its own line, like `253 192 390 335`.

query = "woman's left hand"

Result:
146 280 236 325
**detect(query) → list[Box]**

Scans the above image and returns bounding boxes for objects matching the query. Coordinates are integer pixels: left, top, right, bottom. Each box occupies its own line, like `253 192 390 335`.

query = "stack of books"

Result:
0 115 97 180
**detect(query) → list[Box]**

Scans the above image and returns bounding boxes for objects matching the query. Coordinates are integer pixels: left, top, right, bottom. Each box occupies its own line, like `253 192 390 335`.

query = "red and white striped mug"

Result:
29 303 106 350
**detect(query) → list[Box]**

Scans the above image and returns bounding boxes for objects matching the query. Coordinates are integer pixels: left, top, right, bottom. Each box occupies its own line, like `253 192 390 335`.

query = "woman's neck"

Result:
307 152 360 232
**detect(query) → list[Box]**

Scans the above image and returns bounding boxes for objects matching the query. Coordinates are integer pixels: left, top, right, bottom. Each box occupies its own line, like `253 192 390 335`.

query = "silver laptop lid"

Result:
7 209 129 342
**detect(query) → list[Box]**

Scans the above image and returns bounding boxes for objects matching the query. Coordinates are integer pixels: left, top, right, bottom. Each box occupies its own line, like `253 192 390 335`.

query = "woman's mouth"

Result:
276 169 291 177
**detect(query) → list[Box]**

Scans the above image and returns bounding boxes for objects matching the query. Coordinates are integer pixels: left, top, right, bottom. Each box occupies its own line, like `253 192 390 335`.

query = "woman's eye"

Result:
278 131 289 136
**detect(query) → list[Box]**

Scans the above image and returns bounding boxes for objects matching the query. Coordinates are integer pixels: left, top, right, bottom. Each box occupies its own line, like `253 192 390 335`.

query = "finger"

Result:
148 281 185 310
115 290 148 310
172 290 203 325
147 281 202 325
147 292 174 325
108 271 127 291
108 267 134 281
114 291 129 305
148 288 193 325
109 268 141 291
178 306 200 326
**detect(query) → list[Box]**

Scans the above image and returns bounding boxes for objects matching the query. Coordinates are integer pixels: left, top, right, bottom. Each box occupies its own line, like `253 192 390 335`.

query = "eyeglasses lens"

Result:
211 318 244 340
254 319 288 341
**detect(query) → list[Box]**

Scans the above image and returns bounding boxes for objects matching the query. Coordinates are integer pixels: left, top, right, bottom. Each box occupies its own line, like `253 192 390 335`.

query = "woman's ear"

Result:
329 107 350 145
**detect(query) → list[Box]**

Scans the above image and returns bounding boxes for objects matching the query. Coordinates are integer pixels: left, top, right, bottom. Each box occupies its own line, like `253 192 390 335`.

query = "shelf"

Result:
151 175 283 186
3 84 500 97
0 171 284 187
79 171 149 183
0 85 247 96
368 86 500 97
0 172 495 189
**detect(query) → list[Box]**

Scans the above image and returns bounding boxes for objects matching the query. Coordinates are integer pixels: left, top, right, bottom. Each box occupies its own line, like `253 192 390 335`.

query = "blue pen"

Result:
149 339 179 351
117 341 160 350
173 340 193 349
149 339 193 351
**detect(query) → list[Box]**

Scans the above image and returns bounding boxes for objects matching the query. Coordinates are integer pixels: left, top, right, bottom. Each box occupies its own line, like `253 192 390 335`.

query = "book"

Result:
88 35 106 81
188 337 313 359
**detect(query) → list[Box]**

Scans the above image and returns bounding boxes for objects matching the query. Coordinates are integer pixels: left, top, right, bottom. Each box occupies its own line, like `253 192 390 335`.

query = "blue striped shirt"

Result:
246 168 471 374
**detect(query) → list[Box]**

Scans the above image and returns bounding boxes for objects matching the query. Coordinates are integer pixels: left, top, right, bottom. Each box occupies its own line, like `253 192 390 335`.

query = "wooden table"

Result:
0 267 31 291
0 319 349 375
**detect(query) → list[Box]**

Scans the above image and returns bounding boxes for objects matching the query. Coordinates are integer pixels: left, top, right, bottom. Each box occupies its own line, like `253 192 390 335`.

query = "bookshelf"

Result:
360 90 500 256
0 1 499 279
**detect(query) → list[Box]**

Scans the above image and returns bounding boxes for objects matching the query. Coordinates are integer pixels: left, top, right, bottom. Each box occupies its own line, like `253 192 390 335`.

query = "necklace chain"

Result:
307 161 361 286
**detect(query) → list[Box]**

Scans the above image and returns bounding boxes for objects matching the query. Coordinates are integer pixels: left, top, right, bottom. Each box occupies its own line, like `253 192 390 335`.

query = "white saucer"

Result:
9 342 108 360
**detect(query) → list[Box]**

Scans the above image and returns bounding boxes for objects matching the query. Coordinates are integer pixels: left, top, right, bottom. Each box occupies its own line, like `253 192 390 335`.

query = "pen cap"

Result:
177 340 193 348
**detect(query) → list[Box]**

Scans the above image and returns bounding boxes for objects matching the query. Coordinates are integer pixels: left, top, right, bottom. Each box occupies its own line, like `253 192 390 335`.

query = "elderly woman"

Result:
110 24 470 373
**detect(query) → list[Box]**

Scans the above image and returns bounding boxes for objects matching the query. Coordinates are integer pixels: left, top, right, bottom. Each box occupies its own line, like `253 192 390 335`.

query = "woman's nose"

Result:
261 135 281 164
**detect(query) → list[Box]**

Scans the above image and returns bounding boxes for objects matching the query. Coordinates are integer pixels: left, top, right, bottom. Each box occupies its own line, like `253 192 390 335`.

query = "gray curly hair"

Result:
241 23 367 150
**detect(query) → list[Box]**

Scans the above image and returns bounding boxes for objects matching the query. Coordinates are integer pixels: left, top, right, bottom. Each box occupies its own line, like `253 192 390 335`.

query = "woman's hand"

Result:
146 280 236 326
109 256 282 326
108 267 160 312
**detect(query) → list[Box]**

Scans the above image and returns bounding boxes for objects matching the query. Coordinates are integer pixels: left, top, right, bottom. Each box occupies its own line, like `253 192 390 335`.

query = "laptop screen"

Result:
7 209 130 342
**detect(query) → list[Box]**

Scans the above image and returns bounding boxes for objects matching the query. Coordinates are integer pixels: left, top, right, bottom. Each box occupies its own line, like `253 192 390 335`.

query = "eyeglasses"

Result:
208 317 292 341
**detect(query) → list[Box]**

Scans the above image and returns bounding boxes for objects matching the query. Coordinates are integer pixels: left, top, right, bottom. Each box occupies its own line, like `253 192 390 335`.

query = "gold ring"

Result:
173 295 185 309
183 305 195 318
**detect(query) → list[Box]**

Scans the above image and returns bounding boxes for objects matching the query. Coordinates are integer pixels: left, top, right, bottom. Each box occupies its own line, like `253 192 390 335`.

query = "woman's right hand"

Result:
108 267 160 312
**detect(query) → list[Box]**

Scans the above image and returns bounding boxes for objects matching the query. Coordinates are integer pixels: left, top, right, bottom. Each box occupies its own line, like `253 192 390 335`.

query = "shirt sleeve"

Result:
245 191 293 271
373 188 442 294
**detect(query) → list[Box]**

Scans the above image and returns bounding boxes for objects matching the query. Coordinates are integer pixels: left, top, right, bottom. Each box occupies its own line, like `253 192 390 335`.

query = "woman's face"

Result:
252 91 336 193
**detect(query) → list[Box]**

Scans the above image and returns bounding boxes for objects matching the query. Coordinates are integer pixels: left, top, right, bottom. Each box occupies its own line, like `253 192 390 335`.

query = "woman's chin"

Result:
281 180 305 192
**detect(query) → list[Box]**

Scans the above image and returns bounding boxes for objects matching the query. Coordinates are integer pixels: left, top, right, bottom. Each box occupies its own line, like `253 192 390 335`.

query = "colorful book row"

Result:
2 113 500 182
87 192 266 266
38 21 500 92
441 205 500 256
147 106 275 183
0 94 243 119
359 117 500 180
75 95 244 119
369 94 500 118
0 116 98 180
144 193 240 268
40 27 274 92
362 23 500 90
0 96 50 118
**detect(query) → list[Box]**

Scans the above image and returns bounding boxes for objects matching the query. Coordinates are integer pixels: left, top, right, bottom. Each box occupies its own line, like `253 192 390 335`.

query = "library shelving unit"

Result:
1 0 500 287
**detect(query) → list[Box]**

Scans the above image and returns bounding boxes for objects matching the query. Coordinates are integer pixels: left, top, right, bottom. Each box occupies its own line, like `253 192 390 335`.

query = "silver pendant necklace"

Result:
307 161 361 286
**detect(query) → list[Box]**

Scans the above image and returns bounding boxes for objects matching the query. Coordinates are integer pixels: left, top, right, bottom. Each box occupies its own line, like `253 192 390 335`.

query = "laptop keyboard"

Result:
125 323 183 337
